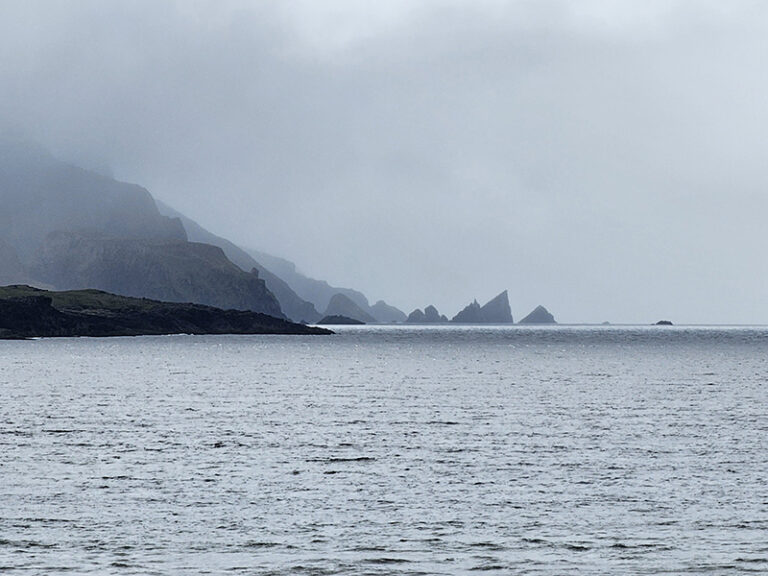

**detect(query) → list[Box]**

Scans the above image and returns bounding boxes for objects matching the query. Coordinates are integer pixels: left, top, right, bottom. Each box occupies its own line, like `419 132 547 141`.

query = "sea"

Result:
1 325 767 575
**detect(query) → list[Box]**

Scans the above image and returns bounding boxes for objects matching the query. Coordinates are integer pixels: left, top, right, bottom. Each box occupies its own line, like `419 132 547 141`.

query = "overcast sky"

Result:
2 0 767 323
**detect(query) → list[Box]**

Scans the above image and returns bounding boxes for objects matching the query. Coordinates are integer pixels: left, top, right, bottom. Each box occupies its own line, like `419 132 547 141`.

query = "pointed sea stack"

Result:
519 305 556 324
479 290 513 323
451 291 514 323
451 300 483 323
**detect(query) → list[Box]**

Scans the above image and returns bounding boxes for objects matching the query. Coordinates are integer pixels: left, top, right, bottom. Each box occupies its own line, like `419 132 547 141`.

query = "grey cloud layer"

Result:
2 1 766 322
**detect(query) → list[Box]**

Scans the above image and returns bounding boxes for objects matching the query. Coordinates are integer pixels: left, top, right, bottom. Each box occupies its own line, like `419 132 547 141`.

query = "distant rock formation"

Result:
156 201 321 323
451 300 483 323
0 285 331 339
317 315 365 325
655 320 673 326
369 300 407 323
480 290 514 323
30 232 284 318
451 291 514 323
406 308 426 323
518 305 556 324
324 293 376 323
406 304 448 323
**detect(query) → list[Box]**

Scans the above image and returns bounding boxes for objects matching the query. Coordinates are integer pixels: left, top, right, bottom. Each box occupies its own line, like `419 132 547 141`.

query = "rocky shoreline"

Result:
0 285 332 339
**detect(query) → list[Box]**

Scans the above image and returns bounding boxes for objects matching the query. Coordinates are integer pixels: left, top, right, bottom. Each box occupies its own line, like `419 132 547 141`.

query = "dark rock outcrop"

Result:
519 305 556 324
317 315 365 325
0 285 330 339
655 320 673 326
324 293 376 323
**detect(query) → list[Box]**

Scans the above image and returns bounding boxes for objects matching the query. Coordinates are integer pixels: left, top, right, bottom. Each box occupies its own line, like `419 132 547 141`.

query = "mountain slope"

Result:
0 138 284 317
155 201 320 322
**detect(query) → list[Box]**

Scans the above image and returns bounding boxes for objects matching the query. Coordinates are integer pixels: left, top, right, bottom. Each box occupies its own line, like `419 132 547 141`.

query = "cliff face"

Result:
155 201 321 323
30 232 283 317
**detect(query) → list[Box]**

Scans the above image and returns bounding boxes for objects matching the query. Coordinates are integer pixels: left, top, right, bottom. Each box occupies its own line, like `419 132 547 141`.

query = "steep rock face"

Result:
519 305 556 324
370 300 407 323
31 232 284 317
452 291 514 323
480 290 513 323
451 300 483 323
156 201 320 323
324 293 376 323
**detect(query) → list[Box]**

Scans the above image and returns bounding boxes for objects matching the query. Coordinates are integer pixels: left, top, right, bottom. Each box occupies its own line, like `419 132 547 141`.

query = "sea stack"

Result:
518 305 556 324
406 305 448 323
451 290 513 323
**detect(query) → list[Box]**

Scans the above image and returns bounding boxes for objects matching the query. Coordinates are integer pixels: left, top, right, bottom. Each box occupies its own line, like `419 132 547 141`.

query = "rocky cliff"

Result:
155 201 320 323
30 232 283 317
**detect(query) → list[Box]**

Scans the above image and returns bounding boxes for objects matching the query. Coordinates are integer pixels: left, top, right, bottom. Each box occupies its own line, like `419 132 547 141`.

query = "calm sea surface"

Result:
1 325 767 575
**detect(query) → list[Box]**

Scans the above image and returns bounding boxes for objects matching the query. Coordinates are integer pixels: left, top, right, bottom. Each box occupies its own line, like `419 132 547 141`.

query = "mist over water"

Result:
2 326 767 574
